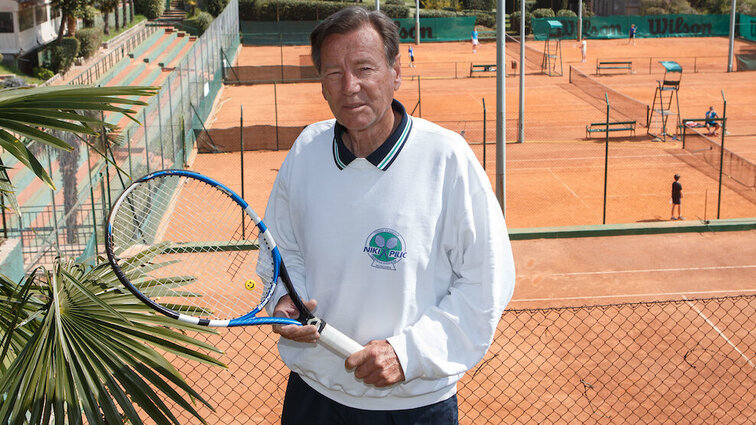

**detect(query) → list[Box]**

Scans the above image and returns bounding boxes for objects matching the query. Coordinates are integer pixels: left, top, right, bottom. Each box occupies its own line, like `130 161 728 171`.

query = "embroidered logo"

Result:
363 228 407 270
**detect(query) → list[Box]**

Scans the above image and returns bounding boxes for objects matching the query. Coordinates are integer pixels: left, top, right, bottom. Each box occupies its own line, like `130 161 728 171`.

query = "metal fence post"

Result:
144 108 151 173
157 91 166 169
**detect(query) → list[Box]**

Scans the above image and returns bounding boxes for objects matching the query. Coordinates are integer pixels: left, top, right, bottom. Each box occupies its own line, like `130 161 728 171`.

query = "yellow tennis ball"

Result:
245 279 256 291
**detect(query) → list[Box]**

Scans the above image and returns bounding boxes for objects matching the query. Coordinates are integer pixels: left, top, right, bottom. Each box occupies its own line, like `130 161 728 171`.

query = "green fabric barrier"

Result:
739 14 756 41
241 17 476 45
533 15 730 40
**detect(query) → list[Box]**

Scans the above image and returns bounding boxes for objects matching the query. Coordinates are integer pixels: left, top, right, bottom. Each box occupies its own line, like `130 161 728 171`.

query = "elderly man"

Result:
264 7 515 424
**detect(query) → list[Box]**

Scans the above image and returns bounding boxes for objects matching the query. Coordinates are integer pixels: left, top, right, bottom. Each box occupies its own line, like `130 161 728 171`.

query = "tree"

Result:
99 0 121 35
51 0 88 40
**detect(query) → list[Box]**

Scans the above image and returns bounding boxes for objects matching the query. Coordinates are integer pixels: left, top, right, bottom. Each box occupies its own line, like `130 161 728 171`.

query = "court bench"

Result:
470 63 497 77
586 120 637 139
596 61 633 74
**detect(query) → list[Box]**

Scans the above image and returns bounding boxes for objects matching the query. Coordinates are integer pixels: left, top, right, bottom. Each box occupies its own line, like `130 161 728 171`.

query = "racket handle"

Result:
319 324 364 358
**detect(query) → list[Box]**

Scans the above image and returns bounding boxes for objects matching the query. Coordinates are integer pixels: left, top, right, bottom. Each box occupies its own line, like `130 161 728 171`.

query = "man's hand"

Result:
271 295 319 343
345 340 405 387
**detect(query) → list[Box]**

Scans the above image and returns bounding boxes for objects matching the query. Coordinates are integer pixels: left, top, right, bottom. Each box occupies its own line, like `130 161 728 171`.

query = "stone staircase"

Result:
155 0 186 25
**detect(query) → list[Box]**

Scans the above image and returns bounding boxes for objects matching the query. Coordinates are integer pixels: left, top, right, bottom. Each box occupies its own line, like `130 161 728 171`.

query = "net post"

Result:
603 93 610 225
482 98 487 170
274 82 280 150
717 90 727 219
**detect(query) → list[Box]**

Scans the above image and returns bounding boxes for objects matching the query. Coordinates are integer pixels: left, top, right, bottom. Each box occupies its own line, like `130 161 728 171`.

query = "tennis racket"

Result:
105 169 363 358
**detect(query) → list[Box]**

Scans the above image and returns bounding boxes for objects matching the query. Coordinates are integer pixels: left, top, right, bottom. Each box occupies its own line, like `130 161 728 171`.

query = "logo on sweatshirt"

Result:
363 228 407 270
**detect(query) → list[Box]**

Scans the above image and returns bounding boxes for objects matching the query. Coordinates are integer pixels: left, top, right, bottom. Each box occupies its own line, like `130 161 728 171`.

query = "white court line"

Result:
547 168 582 201
542 264 756 277
683 295 756 370
508 153 676 163
513 288 756 303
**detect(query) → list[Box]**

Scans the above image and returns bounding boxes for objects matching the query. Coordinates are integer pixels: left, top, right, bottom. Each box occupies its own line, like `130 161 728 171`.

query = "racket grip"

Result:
318 324 364 358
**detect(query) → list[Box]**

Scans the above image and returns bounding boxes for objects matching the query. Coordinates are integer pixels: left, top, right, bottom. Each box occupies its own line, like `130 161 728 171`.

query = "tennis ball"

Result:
245 279 256 290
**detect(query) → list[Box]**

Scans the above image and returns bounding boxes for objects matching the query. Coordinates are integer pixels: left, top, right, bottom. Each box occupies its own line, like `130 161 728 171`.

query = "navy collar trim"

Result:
332 100 412 171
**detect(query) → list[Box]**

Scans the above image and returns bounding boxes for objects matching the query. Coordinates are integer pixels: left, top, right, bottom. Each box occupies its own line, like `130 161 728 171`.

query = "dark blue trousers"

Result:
281 372 459 425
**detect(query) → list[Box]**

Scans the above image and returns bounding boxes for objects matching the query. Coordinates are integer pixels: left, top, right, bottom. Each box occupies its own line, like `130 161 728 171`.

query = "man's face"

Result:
319 25 401 133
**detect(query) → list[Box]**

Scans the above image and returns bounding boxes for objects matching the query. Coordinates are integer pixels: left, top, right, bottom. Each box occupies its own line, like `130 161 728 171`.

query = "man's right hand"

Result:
271 295 320 343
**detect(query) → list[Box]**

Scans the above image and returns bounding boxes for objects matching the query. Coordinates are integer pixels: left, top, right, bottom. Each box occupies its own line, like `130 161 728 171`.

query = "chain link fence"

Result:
1 0 241 271
163 294 755 424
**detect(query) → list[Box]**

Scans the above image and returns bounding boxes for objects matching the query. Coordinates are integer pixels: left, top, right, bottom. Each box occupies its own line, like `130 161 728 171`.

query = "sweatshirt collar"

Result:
332 100 412 171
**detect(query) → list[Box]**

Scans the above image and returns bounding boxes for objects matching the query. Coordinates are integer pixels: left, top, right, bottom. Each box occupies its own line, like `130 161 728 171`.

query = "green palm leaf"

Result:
0 256 226 425
0 85 158 209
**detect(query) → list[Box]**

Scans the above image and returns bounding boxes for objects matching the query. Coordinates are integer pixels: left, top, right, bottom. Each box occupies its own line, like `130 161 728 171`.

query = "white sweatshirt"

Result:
264 102 515 410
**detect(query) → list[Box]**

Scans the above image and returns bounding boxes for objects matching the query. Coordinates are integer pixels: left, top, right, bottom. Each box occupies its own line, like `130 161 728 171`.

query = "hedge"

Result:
238 0 410 21
76 27 104 59
134 0 164 20
208 0 230 16
42 37 80 74
461 0 495 12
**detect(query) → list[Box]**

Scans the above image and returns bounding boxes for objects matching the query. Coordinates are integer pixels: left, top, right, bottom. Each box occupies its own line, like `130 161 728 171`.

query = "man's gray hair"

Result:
310 7 400 73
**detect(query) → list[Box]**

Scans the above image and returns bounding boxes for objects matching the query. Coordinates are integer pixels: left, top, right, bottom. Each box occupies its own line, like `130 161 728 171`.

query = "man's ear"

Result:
392 54 402 89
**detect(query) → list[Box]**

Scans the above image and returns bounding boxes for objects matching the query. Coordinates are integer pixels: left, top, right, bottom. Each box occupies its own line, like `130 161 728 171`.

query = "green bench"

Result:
470 63 496 77
596 61 633 75
586 121 636 139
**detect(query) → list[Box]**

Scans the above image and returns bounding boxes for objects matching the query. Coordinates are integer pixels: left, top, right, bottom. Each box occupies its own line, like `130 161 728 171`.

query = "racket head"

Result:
105 170 299 327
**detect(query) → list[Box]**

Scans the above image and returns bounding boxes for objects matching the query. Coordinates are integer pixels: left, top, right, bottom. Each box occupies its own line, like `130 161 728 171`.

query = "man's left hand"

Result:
345 340 405 387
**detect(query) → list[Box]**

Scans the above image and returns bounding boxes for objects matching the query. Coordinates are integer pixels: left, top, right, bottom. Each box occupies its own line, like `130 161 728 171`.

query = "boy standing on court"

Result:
671 174 683 220
628 24 637 45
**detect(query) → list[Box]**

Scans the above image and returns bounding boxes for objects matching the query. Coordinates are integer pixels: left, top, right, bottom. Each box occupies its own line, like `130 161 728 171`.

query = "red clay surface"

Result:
180 36 756 425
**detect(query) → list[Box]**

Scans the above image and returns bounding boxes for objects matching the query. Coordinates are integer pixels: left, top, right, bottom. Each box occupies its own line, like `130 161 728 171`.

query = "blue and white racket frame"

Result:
105 169 363 358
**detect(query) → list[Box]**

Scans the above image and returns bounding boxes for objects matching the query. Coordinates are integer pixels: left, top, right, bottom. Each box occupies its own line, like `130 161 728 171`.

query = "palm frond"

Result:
0 256 225 425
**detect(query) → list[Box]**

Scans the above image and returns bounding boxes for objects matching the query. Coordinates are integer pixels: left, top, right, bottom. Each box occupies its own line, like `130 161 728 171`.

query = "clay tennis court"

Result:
170 35 756 424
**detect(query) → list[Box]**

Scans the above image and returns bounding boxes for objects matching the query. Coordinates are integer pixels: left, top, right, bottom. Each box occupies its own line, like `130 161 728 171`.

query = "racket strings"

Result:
110 175 277 321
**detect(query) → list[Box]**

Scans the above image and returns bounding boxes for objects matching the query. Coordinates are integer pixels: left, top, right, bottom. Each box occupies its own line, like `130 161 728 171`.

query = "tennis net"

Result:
682 125 756 189
505 34 543 73
569 65 650 127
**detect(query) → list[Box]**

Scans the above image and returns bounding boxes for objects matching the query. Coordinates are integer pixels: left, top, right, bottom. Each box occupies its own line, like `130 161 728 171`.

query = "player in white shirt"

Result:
265 7 516 424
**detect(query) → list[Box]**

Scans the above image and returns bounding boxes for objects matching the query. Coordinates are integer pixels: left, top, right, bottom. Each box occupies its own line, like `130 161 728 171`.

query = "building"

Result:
0 0 60 57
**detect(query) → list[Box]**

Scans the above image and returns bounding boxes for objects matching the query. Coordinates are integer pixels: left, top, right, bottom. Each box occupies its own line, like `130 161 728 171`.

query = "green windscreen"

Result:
241 17 476 45
533 14 730 40
739 14 756 41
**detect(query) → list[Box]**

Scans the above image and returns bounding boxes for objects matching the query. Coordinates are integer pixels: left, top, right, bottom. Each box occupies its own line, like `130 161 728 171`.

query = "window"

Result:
51 7 60 19
36 6 48 24
19 8 34 32
0 12 12 33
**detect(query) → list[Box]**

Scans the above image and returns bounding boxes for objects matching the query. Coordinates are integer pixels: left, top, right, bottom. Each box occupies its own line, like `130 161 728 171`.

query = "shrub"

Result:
510 10 534 34
461 0 495 11
33 67 56 80
556 9 576 17
207 0 230 16
532 7 555 18
43 38 80 75
81 5 98 27
239 0 409 21
418 9 457 18
640 0 695 14
76 27 103 59
134 0 164 20
462 10 496 28
195 11 213 32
